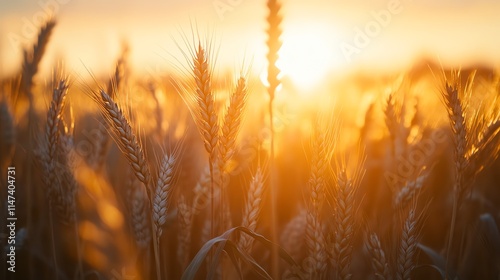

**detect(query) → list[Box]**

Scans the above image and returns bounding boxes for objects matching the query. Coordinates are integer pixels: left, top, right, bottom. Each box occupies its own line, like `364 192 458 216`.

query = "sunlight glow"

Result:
277 29 335 90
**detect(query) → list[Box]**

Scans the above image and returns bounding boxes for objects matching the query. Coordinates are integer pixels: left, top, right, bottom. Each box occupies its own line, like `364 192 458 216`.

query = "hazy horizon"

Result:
1 0 500 83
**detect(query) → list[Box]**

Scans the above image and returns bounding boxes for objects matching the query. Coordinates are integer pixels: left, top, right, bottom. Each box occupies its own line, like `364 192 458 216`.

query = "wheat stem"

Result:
266 0 283 276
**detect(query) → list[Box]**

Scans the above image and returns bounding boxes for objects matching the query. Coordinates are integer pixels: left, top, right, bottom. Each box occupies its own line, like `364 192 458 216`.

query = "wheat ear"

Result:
238 166 265 253
38 79 68 280
219 76 247 232
366 232 391 280
396 209 417 280
93 57 125 169
394 172 428 210
177 195 193 270
21 19 56 101
305 128 329 277
90 89 153 199
89 89 163 278
191 43 220 239
441 77 469 274
281 209 307 262
331 168 362 280
153 150 177 244
131 187 151 249
43 80 69 199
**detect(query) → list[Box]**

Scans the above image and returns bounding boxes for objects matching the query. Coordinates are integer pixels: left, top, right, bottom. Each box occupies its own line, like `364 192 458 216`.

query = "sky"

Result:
1 0 500 82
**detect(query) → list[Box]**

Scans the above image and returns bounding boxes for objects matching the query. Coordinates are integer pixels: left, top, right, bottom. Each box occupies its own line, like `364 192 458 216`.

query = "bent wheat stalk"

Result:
88 89 162 280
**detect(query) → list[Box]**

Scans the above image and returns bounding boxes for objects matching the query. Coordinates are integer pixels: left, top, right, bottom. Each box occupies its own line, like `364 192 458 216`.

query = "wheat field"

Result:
1 1 500 280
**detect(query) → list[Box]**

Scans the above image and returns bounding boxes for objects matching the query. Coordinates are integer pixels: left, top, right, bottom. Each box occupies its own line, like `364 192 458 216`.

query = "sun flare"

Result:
277 29 336 90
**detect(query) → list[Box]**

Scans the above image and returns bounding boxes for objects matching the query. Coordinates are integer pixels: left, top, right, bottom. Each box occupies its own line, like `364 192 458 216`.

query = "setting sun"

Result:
277 28 336 89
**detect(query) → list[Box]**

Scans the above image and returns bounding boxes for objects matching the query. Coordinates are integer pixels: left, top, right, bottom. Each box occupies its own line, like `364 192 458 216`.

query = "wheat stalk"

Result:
21 19 56 102
331 167 362 280
53 121 78 224
306 128 330 277
385 91 409 160
90 89 153 200
266 0 283 276
89 88 164 279
441 75 469 275
219 76 247 233
189 43 221 240
56 121 83 278
93 61 125 169
0 99 15 169
36 79 68 280
442 81 469 198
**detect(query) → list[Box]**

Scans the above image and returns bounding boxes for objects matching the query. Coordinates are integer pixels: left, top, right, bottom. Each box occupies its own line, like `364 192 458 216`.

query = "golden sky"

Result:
1 0 500 83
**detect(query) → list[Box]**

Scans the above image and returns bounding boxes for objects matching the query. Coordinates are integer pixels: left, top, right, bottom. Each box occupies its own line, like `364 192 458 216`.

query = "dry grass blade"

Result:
182 226 297 280
366 232 391 280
